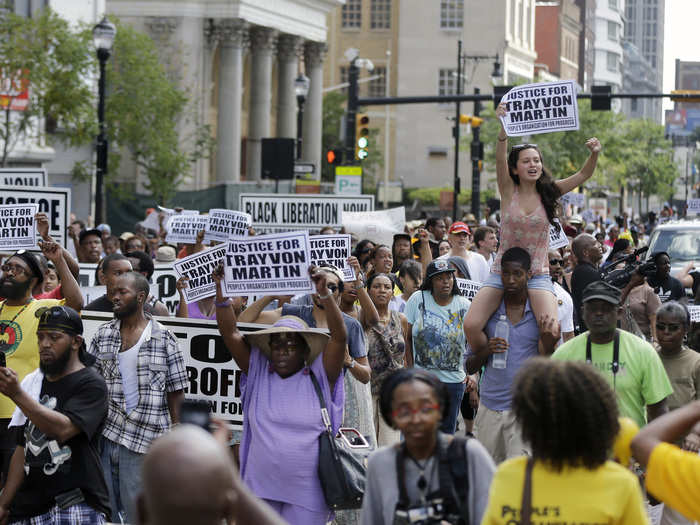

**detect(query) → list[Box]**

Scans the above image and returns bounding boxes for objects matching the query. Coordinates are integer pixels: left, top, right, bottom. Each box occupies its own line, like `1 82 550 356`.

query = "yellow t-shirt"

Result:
0 298 64 418
481 456 649 525
646 442 700 521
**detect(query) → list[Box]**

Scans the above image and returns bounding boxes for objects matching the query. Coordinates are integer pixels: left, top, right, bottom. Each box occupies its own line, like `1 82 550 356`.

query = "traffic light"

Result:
671 90 700 103
355 113 369 160
326 148 343 165
459 114 484 127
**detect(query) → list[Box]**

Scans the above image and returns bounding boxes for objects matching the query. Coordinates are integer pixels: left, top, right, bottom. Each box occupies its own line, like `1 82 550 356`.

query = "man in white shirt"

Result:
436 222 490 283
549 249 574 346
473 226 498 268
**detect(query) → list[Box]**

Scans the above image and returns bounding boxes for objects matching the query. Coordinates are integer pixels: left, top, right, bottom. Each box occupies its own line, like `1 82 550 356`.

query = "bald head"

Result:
572 233 602 264
137 425 236 525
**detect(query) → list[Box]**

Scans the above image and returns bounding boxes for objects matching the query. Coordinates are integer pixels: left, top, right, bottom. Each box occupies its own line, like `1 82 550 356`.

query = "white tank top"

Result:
118 321 152 413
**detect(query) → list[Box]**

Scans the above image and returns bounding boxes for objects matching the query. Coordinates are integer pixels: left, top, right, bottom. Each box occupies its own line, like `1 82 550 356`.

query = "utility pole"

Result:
452 40 462 222
471 87 482 221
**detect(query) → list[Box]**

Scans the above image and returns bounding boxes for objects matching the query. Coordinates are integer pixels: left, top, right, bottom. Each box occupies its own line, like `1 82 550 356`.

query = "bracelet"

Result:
215 299 232 308
317 291 332 300
498 136 508 142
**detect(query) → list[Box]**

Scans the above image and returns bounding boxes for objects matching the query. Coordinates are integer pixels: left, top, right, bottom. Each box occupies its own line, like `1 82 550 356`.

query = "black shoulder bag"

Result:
309 369 372 510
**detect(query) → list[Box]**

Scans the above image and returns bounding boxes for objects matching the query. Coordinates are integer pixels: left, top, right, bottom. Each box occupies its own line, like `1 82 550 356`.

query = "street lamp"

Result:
92 16 116 225
295 73 310 160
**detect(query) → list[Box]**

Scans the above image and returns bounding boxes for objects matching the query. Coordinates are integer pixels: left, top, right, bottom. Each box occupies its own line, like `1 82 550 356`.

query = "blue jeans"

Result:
99 438 144 524
440 382 466 434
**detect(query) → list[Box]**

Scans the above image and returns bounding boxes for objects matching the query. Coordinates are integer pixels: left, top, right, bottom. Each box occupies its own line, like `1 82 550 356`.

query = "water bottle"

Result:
492 315 509 369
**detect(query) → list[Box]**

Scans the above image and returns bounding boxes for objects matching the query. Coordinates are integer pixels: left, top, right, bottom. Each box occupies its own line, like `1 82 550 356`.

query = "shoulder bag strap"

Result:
447 436 470 525
308 369 333 433
395 443 410 508
520 457 535 525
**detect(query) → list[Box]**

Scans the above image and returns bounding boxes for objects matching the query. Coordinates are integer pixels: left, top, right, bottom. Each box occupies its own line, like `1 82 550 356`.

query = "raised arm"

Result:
417 229 433 276
675 262 696 289
349 256 379 328
36 212 79 279
237 295 282 325
554 138 602 195
213 264 250 373
496 103 515 201
312 269 347 385
176 276 189 318
41 240 83 311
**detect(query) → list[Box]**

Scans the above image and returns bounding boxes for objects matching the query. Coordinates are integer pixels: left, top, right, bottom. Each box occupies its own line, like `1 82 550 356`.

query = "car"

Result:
645 219 700 277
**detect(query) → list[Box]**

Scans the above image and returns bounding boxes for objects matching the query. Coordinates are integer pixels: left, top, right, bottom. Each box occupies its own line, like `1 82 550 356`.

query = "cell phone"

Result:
0 352 6 368
179 399 211 432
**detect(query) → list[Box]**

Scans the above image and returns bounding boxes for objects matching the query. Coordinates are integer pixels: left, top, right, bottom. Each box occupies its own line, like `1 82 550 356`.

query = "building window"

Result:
608 0 618 11
440 0 463 29
509 0 516 38
606 51 619 72
438 69 457 96
608 20 617 41
339 66 348 91
370 0 391 29
631 98 638 111
342 0 362 29
368 67 386 97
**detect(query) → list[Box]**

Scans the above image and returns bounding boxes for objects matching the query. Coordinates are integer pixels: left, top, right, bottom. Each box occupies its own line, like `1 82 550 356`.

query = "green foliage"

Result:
406 187 472 205
0 7 95 165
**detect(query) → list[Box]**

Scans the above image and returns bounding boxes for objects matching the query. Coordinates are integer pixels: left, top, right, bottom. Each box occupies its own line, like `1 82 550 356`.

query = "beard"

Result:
40 347 72 376
114 296 140 319
0 277 32 300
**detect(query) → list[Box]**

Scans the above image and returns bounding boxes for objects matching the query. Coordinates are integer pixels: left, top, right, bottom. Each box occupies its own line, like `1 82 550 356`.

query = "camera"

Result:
601 247 655 289
393 498 459 525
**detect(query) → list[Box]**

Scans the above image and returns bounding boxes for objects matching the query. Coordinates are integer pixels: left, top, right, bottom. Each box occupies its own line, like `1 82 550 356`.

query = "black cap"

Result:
393 233 412 243
79 228 102 245
9 250 43 286
582 281 621 306
37 306 83 335
425 258 455 280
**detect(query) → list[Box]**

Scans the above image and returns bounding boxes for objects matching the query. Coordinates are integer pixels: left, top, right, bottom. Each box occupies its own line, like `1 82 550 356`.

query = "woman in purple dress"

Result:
213 265 347 525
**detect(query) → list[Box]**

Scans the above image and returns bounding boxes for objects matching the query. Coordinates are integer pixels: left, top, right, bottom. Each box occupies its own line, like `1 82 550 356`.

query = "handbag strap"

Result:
520 457 535 525
308 369 333 432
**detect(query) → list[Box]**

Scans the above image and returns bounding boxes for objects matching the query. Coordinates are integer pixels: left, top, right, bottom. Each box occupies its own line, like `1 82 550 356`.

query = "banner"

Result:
165 214 209 244
0 204 37 250
204 209 251 243
173 245 227 303
0 186 70 248
309 234 355 281
456 278 481 301
689 305 700 323
499 80 579 137
561 192 585 208
223 231 313 296
240 193 375 230
342 206 406 247
549 220 570 250
687 199 700 214
0 168 47 187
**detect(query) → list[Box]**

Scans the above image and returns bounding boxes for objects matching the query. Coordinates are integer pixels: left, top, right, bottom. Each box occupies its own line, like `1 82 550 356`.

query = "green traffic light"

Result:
358 149 368 160
357 137 368 148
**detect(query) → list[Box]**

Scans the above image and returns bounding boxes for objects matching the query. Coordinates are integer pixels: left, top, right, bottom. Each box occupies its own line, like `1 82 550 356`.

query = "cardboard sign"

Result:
0 186 70 248
0 204 37 250
240 193 374 230
549 220 570 250
581 209 597 224
223 231 313 296
689 306 700 323
561 192 585 208
204 209 251 243
499 80 579 136
165 214 209 244
0 168 47 187
456 278 481 301
309 234 355 281
342 207 406 247
173 245 228 303
687 199 700 214
143 206 199 234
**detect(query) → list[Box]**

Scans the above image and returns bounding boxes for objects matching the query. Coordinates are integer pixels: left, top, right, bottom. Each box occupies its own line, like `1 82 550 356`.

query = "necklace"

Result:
0 298 34 334
406 454 436 496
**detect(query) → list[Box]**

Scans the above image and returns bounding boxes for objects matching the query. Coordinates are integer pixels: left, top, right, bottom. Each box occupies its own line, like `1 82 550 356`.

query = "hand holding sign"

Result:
35 212 50 241
310 266 331 297
40 239 63 264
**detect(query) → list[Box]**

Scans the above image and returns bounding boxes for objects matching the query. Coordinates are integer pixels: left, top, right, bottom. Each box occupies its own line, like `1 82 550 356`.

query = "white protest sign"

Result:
499 80 579 136
687 199 700 215
204 209 251 243
309 234 355 281
0 186 70 248
561 192 585 208
165 214 209 244
0 204 37 250
342 207 406 247
581 209 597 224
223 231 313 296
456 278 481 301
0 168 47 187
549 220 570 250
240 193 374 230
173 244 228 303
143 206 199 233
689 306 700 323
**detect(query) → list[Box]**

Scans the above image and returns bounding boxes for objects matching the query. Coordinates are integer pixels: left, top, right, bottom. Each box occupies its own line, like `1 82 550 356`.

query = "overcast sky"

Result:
662 0 700 113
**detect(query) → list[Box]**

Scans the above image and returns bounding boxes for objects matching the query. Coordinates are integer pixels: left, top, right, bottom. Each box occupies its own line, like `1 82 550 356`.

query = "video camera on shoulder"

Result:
601 246 655 289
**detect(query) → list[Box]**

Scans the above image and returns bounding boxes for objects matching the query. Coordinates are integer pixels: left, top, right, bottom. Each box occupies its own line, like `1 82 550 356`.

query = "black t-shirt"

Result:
10 367 110 520
571 262 602 331
691 271 700 298
84 294 113 313
647 275 685 303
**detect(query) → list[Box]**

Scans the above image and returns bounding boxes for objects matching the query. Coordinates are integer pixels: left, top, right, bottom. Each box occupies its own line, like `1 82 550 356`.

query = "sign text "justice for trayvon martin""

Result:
500 80 579 137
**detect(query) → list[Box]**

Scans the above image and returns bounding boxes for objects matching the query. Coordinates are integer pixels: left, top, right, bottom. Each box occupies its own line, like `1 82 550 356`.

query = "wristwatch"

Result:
345 359 356 369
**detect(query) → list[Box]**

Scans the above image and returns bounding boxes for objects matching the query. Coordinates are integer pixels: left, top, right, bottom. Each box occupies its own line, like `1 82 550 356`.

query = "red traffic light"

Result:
327 150 336 164
326 148 343 165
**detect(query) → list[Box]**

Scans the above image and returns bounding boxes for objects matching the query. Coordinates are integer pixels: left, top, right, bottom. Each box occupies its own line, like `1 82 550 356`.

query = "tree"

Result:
0 8 95 166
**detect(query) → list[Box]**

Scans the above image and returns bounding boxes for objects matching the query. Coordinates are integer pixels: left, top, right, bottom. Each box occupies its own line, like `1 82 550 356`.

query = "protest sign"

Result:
561 192 585 208
204 209 251 243
173 244 227 303
342 207 406 247
309 234 355 281
689 306 700 323
240 193 374 230
223 231 313 296
499 80 579 137
549 220 570 250
687 199 700 214
456 278 482 301
0 186 70 248
0 204 37 250
581 209 597 224
143 206 199 234
165 214 209 244
0 168 47 187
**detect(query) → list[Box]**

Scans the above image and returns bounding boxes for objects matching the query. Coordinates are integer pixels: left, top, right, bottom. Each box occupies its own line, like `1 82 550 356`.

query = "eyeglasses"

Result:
655 322 683 332
392 403 440 422
549 259 564 266
512 143 538 151
1 264 29 277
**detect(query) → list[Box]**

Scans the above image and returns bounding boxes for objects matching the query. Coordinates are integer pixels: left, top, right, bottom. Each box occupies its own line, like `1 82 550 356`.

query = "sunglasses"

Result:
655 322 683 332
549 259 564 266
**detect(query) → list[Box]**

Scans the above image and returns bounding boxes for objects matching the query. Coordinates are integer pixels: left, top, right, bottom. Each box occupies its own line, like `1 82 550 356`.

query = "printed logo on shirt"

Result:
500 504 562 521
24 395 72 475
0 320 22 356
592 360 627 376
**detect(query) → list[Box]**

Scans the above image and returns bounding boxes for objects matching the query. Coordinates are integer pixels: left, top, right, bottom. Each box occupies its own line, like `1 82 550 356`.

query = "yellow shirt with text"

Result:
481 456 649 525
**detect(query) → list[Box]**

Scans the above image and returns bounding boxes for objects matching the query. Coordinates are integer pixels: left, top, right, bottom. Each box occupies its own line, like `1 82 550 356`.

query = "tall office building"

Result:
591 0 625 106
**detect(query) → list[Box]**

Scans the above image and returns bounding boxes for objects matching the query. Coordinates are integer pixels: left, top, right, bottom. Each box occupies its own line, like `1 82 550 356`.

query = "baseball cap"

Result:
426 258 455 280
156 246 177 262
393 232 412 243
569 215 583 225
37 306 83 335
79 228 102 245
582 281 621 305
448 221 471 235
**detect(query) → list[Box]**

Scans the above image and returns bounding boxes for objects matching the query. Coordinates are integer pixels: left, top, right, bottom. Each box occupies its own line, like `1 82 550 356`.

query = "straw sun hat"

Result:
244 316 329 363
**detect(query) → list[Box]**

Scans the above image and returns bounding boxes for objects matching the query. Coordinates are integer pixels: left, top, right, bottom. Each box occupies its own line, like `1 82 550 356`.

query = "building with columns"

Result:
106 0 342 191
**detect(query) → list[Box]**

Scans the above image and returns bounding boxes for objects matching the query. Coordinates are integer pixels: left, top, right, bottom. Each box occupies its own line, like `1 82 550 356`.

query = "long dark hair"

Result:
508 145 561 226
